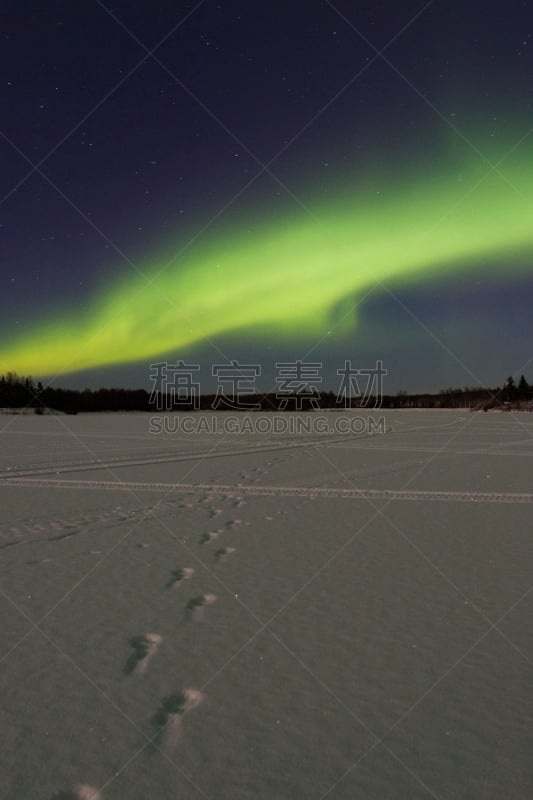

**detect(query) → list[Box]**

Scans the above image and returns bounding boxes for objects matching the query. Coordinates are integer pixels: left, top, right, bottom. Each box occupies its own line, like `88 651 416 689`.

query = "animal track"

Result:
200 530 221 544
153 688 205 753
166 567 195 589
215 546 236 563
124 633 162 676
185 593 217 622
0 498 187 551
224 519 243 528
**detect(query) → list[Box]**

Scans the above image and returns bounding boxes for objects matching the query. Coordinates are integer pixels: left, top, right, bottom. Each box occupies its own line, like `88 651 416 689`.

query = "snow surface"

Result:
1 409 533 799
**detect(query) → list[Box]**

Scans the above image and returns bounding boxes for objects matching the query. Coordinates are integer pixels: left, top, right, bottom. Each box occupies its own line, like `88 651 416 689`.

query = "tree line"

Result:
0 371 532 414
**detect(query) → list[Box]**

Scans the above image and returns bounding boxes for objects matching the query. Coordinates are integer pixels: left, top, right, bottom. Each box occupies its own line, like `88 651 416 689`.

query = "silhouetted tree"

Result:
1 372 532 412
518 374 530 401
502 376 517 403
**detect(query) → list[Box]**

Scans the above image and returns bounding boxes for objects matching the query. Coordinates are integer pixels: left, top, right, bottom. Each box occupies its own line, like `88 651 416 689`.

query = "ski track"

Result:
3 476 533 504
0 416 471 479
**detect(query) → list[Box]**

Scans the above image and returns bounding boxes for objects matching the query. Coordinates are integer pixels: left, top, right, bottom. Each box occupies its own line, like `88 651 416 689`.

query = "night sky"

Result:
2 0 533 393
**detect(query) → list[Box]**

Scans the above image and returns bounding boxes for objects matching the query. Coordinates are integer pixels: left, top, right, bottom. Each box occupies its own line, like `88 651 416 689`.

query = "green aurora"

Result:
3 155 533 377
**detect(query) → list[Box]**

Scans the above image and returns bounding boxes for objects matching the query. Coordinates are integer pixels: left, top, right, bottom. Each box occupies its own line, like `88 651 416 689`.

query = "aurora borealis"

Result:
2 151 533 378
2 1 533 389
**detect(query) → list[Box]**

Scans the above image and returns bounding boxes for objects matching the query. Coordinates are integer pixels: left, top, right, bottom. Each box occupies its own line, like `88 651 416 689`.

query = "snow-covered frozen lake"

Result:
1 409 533 799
